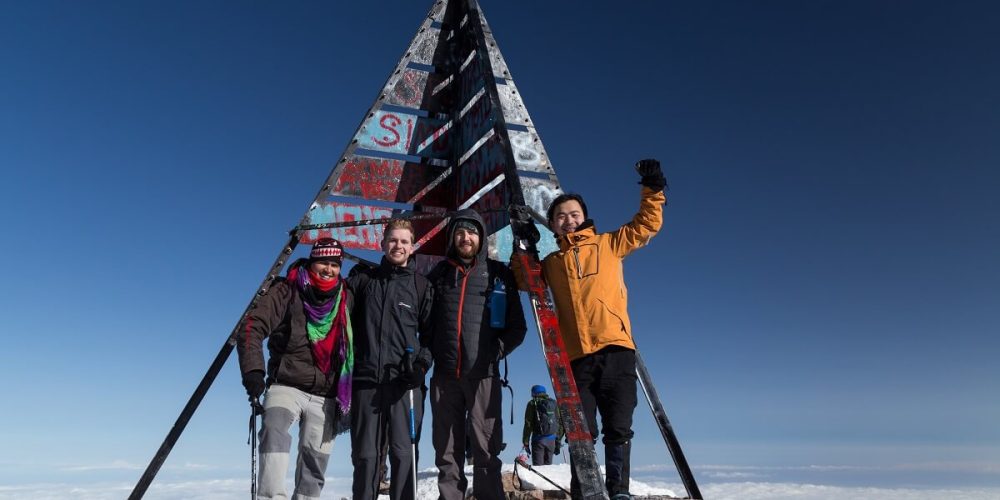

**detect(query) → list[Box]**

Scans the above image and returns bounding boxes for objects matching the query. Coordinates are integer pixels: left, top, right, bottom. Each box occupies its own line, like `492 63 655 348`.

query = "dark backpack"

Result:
535 397 557 436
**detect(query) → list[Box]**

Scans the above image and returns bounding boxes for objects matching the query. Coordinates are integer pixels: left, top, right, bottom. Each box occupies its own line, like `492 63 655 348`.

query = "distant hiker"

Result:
522 385 564 466
511 159 667 498
237 237 353 500
346 218 434 500
426 209 527 500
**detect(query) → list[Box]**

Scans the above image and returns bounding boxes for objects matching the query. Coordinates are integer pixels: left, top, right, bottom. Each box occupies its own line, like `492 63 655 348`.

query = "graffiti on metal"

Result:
386 68 431 108
329 155 448 204
519 177 563 217
302 202 394 249
356 110 415 154
508 129 551 173
354 110 449 159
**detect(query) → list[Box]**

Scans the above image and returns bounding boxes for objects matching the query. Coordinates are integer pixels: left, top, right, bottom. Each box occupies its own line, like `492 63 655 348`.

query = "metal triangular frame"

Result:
128 1 698 498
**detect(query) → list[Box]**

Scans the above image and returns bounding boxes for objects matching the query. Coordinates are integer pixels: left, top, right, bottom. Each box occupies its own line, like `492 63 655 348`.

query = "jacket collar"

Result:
378 256 415 277
557 219 597 250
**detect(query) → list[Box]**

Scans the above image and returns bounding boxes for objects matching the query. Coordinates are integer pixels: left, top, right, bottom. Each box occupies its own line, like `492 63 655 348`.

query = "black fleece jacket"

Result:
346 257 434 384
425 209 527 379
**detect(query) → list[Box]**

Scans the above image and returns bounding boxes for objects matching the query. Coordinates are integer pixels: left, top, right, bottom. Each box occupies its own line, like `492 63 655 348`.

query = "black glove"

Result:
509 205 541 246
635 158 667 192
554 439 562 455
400 350 426 389
242 370 266 400
401 361 427 389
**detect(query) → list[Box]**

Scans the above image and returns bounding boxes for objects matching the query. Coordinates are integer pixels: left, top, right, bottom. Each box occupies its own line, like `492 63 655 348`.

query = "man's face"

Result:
309 260 341 281
382 228 414 266
452 227 480 260
549 199 586 237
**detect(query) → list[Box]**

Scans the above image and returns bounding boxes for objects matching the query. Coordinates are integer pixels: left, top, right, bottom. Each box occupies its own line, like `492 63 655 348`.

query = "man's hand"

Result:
554 438 562 455
242 370 266 400
509 205 541 246
635 158 667 192
400 353 427 389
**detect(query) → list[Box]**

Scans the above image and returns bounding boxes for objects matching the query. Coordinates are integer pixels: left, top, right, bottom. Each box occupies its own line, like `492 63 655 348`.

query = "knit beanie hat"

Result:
531 385 546 396
454 219 479 234
310 238 343 263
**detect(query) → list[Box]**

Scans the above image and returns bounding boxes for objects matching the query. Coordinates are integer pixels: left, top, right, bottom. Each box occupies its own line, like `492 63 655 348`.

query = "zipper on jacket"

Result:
378 275 391 384
454 265 470 379
573 247 583 279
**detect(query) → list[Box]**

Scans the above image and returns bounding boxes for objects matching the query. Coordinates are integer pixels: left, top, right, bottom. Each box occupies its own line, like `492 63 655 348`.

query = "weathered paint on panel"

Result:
457 134 505 202
497 82 530 126
386 68 431 108
508 129 551 173
329 156 449 203
519 176 563 217
302 202 394 250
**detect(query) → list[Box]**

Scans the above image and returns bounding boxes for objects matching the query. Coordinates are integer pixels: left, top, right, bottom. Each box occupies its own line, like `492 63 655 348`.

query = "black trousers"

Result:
530 437 556 465
570 346 637 497
351 381 425 500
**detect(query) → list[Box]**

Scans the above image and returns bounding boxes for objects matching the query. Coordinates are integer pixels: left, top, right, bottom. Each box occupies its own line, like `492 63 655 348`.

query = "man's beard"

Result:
455 243 478 260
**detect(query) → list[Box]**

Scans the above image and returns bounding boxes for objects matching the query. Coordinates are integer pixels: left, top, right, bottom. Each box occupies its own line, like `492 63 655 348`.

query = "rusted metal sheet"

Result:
329 155 449 204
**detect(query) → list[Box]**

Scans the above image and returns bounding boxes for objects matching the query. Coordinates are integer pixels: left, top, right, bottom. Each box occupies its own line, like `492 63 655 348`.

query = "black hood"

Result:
445 208 487 260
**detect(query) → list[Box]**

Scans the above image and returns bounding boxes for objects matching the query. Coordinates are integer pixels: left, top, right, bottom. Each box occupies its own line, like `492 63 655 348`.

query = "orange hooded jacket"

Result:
514 187 665 361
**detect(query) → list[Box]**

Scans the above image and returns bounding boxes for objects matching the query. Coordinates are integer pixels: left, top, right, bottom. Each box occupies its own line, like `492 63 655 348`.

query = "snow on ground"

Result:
372 464 675 499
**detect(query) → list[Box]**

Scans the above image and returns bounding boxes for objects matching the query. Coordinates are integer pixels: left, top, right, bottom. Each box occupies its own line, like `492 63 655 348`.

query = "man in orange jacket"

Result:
512 159 666 499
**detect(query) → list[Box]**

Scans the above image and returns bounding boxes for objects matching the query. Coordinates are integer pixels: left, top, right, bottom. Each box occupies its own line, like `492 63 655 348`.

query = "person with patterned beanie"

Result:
237 238 354 500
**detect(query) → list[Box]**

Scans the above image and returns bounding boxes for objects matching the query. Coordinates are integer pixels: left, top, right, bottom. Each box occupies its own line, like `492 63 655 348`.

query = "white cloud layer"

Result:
3 468 1000 500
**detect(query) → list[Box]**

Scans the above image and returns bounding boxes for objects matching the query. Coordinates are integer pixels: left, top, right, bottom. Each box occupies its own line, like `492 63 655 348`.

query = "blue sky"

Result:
1 0 998 497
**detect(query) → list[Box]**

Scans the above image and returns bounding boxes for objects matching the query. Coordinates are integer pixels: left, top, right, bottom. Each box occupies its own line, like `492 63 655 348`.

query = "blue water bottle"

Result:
489 278 506 328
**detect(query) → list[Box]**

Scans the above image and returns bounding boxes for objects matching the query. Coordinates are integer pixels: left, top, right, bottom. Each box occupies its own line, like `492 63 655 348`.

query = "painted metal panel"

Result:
457 133 506 203
385 68 431 108
302 202 395 249
508 129 552 173
403 26 443 68
497 81 531 127
355 110 417 154
329 155 448 204
519 176 563 217
354 110 449 159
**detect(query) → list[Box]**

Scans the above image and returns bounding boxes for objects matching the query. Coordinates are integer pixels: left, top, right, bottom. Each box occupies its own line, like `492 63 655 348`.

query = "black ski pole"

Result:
635 350 702 499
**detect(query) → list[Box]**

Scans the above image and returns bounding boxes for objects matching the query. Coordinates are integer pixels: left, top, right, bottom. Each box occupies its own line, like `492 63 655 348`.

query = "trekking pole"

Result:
405 347 419 500
247 397 263 500
515 454 570 494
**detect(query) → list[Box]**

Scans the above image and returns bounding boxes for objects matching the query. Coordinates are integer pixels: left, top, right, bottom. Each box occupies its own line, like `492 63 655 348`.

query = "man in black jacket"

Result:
346 219 434 500
426 209 527 500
